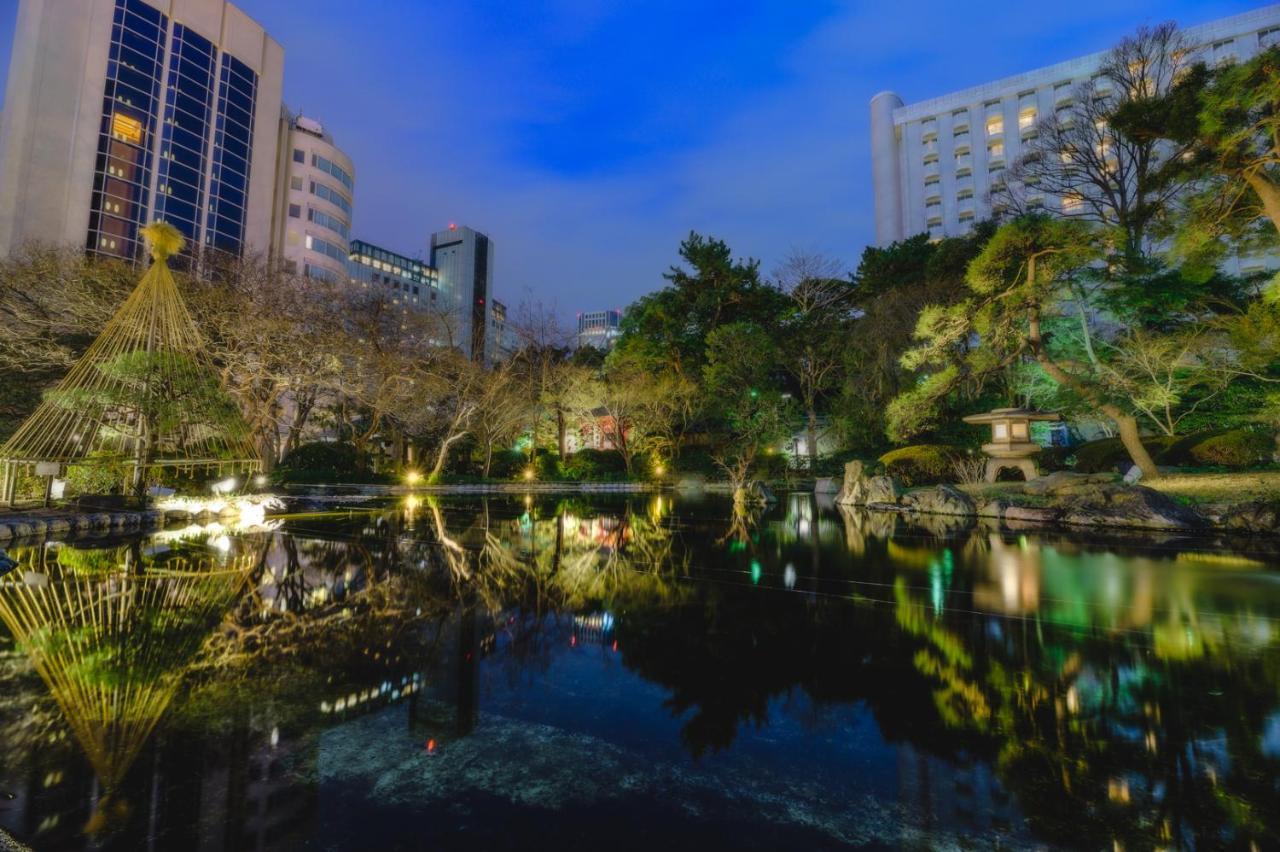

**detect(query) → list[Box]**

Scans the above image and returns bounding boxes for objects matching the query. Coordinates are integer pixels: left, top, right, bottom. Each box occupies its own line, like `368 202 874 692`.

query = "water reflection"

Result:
0 494 1275 850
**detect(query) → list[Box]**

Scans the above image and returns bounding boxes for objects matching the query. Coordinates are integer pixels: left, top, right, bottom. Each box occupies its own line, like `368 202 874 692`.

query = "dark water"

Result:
1 493 1278 851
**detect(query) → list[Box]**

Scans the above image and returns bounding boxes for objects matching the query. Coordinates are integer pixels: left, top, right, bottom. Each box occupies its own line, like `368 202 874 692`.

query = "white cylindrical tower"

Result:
273 111 355 281
869 91 905 246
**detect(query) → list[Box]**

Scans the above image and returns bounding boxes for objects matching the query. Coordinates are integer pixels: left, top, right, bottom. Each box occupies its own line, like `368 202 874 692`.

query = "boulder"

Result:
1058 484 1206 531
1023 471 1121 497
1002 504 1063 525
905 484 975 517
45 519 71 537
1210 500 1280 533
835 460 903 506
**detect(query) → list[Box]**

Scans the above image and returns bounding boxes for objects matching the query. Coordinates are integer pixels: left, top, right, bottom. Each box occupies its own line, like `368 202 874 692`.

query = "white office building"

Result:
0 0 284 261
429 224 496 362
271 111 355 281
870 5 1280 246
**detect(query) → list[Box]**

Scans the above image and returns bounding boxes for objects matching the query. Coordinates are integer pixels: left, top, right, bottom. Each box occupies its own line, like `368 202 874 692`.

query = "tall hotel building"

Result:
869 5 1280 246
271 111 355 281
0 0 284 261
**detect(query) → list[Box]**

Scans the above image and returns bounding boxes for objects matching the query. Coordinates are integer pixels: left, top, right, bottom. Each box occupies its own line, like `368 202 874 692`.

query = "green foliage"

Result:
614 232 787 375
64 452 131 496
275 441 379 484
1185 429 1275 468
563 448 629 481
878 444 964 486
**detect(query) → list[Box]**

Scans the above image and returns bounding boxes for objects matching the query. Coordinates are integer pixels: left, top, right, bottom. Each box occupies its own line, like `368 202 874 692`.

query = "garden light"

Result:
405 470 422 486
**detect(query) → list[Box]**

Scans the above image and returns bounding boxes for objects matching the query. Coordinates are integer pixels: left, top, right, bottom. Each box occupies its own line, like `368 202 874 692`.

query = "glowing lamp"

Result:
405 470 422 486
523 468 535 481
210 477 237 495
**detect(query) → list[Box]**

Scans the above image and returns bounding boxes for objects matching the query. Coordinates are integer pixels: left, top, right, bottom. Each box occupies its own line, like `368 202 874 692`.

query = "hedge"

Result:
878 444 964 486
1186 429 1275 468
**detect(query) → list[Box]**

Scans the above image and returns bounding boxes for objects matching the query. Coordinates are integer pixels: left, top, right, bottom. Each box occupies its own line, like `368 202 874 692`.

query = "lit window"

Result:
986 114 1003 136
1018 107 1037 131
988 141 1004 159
1062 192 1083 213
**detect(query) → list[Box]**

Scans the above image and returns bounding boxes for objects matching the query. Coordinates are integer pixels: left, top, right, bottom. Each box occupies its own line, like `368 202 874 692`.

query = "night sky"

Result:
0 0 1265 322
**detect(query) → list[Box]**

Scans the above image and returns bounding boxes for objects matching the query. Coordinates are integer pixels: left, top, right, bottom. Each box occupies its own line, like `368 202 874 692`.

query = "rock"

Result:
7 523 34 539
737 481 777 505
0 525 11 541
835 460 903 506
1023 471 1121 496
976 500 1007 518
1059 484 1206 531
1213 500 1280 533
1002 504 1063 525
88 513 113 530
905 484 975 517
814 476 840 495
45 519 71 537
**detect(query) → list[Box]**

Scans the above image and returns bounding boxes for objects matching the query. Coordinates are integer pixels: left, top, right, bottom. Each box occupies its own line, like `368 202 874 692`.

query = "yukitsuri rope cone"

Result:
0 545 254 833
0 223 259 502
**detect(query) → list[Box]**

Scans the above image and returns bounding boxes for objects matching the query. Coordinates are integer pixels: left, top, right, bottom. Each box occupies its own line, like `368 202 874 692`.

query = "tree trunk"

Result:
482 441 494 479
806 405 819 471
1110 409 1159 480
556 409 567 458
1244 171 1280 238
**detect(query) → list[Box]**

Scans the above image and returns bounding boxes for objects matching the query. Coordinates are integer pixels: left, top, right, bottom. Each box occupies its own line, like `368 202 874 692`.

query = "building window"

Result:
290 176 303 191
1062 192 1083 214
1018 106 1037 131
986 114 1003 137
1261 27 1280 49
293 148 305 163
288 203 301 218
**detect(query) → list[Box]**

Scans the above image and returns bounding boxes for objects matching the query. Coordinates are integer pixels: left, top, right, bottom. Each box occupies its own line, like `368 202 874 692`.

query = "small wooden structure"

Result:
962 407 1060 482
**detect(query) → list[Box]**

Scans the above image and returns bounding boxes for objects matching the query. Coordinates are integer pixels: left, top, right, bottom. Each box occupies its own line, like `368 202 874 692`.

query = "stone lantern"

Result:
962 407 1060 482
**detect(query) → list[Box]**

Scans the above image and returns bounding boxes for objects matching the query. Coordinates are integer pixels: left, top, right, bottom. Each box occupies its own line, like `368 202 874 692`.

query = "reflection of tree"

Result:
891 575 1280 849
0 545 251 833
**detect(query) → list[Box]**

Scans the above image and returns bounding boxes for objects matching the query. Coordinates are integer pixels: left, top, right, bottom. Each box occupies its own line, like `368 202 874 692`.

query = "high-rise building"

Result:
577 309 622 350
271 111 355 281
429 224 494 362
869 5 1280 246
0 0 284 261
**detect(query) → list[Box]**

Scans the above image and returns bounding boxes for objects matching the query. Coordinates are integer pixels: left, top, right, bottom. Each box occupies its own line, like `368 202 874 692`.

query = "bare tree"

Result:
994 22 1195 266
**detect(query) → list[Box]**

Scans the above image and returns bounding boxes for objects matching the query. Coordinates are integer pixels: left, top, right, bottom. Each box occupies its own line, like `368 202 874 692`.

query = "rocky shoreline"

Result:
834 462 1278 535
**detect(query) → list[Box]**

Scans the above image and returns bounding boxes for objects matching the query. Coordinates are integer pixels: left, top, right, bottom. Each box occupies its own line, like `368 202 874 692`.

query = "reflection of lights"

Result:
750 560 762 584
404 495 421 512
784 563 796 589
211 535 231 553
1107 777 1130 803
270 727 279 748
1066 686 1079 713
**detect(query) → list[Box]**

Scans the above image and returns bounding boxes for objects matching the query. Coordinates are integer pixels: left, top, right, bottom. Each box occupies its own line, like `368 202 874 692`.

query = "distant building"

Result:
430 224 495 362
0 0 284 260
347 239 441 311
870 5 1280 245
272 111 355 282
577 309 622 350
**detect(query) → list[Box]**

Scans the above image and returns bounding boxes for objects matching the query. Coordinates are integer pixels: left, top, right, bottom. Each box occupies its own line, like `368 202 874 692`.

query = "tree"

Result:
995 23 1195 268
1116 46 1280 281
470 362 534 478
614 232 787 378
839 227 994 452
896 215 1162 478
702 322 795 489
774 251 855 468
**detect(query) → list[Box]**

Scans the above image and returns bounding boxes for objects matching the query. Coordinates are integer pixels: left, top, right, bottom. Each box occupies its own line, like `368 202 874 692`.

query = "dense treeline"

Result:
1 21 1278 492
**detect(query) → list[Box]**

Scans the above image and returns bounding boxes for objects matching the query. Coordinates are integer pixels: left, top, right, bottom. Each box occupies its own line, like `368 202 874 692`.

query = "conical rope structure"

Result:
0 222 259 501
0 545 253 797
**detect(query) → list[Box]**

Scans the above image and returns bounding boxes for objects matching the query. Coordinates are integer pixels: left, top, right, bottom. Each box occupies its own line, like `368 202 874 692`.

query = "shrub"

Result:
1186 429 1275 468
878 444 964 486
1073 436 1176 474
531 449 566 480
275 441 374 484
563 448 628 481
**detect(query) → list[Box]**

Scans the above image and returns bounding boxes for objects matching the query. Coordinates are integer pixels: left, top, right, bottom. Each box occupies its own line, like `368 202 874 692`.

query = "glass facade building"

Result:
85 0 266 261
0 0 282 261
347 239 441 308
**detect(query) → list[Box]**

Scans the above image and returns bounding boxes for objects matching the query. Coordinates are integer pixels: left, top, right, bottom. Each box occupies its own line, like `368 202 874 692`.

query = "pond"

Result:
0 493 1278 850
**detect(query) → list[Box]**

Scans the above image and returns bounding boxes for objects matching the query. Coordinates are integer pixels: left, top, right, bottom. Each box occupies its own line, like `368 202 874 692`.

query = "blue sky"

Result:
0 0 1266 322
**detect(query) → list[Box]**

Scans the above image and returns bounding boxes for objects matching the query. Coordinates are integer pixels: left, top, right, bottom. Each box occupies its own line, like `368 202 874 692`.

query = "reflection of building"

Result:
576 309 622 350
870 6 1280 245
272 112 355 282
0 0 284 260
896 744 1022 842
